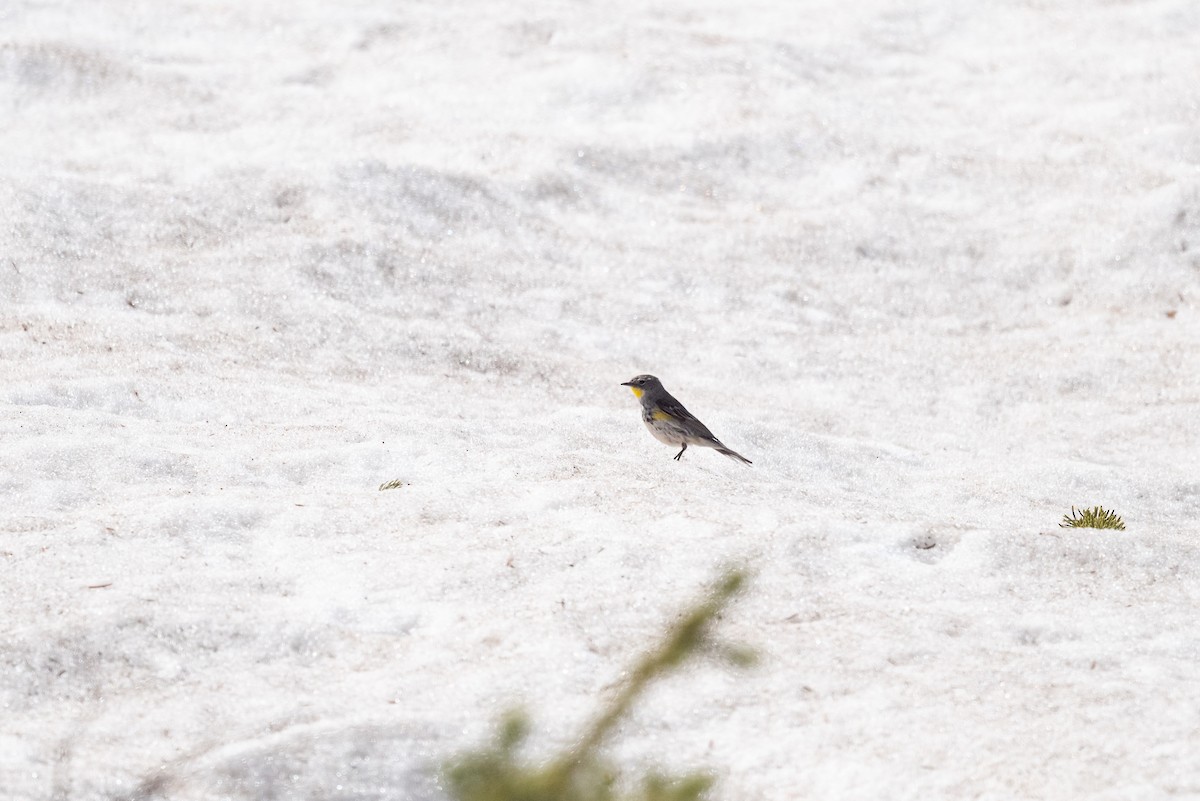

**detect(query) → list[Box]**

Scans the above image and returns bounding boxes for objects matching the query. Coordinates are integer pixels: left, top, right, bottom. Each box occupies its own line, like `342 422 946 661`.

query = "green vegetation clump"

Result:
1060 505 1126 530
443 570 753 801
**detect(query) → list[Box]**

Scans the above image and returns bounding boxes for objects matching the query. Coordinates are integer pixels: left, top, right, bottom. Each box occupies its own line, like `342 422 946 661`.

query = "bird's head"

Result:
620 374 662 399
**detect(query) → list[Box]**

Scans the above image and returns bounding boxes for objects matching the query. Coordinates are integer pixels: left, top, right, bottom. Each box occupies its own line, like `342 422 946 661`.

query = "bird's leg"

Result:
673 443 687 461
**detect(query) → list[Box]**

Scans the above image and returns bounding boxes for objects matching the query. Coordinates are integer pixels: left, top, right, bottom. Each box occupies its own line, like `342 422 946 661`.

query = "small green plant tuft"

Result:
443 570 753 801
1060 505 1126 530
379 478 406 491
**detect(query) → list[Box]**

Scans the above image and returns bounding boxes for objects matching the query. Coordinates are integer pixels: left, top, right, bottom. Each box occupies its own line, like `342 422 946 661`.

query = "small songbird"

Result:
621 374 752 465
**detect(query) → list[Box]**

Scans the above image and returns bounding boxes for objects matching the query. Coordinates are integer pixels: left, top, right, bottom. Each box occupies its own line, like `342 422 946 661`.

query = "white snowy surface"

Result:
3 1 1200 799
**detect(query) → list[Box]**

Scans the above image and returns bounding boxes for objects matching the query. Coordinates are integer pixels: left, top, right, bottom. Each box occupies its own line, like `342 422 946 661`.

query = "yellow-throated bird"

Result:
621 374 752 465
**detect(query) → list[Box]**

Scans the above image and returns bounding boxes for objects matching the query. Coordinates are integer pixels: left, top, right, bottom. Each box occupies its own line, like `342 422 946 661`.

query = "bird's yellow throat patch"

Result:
629 386 644 399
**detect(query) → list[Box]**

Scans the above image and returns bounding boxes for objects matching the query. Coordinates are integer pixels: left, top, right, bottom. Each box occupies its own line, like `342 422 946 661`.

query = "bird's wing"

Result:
654 394 716 439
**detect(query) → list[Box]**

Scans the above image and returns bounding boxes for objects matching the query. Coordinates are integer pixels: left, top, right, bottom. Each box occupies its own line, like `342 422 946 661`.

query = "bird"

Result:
621 374 752 465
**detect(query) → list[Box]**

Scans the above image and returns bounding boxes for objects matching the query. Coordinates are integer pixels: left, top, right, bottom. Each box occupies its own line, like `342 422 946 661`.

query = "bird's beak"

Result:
620 381 633 386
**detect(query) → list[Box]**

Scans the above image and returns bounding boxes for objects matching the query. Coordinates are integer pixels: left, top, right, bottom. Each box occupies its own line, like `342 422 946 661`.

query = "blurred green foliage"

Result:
443 570 753 801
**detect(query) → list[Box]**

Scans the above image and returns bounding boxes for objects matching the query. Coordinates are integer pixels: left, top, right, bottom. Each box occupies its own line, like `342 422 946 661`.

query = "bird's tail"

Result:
715 445 753 465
